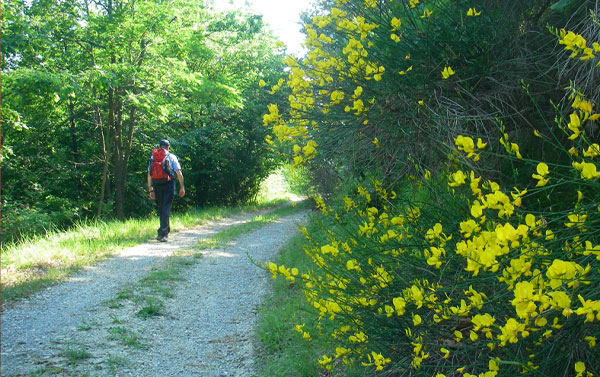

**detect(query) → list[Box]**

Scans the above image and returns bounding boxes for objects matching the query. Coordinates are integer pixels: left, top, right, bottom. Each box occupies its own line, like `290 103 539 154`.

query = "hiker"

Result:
147 139 185 242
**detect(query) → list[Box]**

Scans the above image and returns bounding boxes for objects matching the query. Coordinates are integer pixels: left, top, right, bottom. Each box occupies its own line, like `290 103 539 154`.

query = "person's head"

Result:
159 139 170 150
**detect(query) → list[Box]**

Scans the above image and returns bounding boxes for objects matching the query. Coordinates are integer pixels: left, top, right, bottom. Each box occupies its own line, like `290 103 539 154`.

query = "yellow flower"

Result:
559 29 588 58
393 297 406 315
455 135 475 154
489 360 500 372
330 90 345 104
470 200 484 218
409 285 424 308
258 79 266 87
352 99 365 114
511 281 538 319
572 96 593 113
532 162 549 186
460 219 480 238
467 8 481 16
575 295 600 323
469 330 479 341
399 65 413 75
568 112 582 140
409 0 419 8
412 313 422 326
318 354 332 365
370 351 391 370
546 259 584 289
454 330 463 342
267 262 278 278
583 144 600 158
391 17 402 31
441 66 455 79
448 170 467 187
346 259 361 271
353 86 363 98
384 305 394 317
477 138 487 149
335 346 350 358
472 313 495 330
536 162 549 175
497 318 525 346
572 161 600 179
547 290 572 316
440 348 450 359
349 331 367 343
390 33 401 43
420 8 432 18
510 142 523 159
585 336 597 348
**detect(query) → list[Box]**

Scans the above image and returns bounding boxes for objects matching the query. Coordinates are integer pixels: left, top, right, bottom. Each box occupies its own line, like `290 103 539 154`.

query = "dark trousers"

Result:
154 180 175 238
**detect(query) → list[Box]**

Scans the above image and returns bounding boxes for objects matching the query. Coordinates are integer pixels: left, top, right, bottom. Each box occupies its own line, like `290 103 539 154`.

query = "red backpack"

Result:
151 148 172 184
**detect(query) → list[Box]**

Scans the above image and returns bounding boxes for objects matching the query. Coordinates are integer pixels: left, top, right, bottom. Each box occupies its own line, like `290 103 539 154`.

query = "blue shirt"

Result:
148 150 181 178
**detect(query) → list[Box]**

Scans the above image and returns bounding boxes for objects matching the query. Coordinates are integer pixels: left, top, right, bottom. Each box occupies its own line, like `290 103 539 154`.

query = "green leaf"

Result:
550 0 576 12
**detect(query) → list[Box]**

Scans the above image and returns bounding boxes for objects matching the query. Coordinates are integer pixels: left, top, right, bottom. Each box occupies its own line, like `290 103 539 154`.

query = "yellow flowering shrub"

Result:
262 2 600 375
268 130 600 374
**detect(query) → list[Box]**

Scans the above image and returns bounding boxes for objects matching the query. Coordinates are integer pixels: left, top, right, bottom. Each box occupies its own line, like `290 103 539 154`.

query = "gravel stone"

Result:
1 207 307 376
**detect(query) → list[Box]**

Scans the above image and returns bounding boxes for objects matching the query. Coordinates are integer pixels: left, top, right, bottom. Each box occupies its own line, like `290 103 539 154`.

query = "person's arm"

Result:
176 170 185 197
147 172 155 200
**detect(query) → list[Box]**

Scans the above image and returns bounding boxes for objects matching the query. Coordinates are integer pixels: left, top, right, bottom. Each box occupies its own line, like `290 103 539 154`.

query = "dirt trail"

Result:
1 206 307 376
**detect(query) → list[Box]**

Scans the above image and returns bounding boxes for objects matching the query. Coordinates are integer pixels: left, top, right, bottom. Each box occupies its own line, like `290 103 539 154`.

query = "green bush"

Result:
263 1 600 375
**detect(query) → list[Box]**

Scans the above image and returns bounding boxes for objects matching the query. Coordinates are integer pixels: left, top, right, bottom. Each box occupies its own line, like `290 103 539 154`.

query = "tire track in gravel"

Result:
1 206 307 376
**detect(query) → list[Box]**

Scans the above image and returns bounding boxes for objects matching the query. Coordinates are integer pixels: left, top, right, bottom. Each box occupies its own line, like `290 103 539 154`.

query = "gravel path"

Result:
1 206 307 376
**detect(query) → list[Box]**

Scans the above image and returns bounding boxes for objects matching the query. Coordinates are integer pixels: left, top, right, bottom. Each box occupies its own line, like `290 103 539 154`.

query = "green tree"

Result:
1 0 286 241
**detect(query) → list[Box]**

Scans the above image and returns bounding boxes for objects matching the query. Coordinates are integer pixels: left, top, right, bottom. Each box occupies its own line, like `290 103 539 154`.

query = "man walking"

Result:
147 139 185 242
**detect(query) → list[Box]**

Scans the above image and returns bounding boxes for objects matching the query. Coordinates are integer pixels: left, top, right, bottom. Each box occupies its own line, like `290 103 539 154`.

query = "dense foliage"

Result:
264 0 600 376
1 0 289 242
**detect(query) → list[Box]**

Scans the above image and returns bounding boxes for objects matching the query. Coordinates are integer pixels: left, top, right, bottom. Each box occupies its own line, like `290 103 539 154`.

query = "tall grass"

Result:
255 225 335 377
1 170 297 304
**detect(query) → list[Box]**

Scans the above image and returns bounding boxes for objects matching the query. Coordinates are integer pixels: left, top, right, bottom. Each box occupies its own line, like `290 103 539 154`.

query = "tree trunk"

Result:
113 103 137 221
97 87 116 216
68 98 82 193
112 88 125 220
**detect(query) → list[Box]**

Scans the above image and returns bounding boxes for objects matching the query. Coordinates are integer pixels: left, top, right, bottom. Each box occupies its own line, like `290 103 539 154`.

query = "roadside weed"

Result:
62 346 92 365
108 327 144 349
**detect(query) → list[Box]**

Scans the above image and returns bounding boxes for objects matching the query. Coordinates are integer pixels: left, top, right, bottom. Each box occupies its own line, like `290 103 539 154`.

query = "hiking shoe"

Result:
157 236 167 242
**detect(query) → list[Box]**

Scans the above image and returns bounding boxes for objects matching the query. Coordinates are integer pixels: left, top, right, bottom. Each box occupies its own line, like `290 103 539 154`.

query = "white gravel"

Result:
1 207 307 376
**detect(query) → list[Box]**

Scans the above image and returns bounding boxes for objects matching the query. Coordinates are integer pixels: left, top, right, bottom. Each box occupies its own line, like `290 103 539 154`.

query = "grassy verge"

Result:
0 199 289 305
255 212 355 377
197 201 309 250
